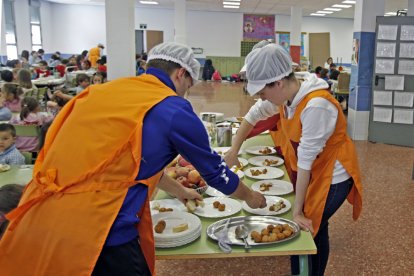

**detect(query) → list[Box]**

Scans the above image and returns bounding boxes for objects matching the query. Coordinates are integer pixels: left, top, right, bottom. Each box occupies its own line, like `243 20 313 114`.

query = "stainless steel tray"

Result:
207 216 300 246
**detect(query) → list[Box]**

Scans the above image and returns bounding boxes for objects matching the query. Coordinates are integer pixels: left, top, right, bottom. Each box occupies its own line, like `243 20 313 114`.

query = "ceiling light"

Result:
223 1 240 5
139 1 158 4
223 5 239 8
316 11 334 14
310 13 326 16
385 12 397 15
342 0 356 4
324 8 342 11
332 4 352 8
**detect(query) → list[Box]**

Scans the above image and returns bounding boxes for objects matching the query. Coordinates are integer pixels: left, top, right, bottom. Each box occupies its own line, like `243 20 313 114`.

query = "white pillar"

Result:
105 0 135 80
0 0 7 64
14 0 31 54
290 6 302 64
348 0 385 140
174 0 187 44
408 0 414 16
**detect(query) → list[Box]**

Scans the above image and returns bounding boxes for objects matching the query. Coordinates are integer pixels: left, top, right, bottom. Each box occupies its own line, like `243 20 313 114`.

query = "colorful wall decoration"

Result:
243 14 275 41
278 33 305 56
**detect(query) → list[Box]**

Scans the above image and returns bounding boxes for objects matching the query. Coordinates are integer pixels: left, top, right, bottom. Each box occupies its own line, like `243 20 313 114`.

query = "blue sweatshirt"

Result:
105 68 239 246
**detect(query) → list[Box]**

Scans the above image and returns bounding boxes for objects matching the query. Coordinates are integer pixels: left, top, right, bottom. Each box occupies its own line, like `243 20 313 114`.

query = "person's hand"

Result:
224 148 240 168
245 190 267 209
175 187 203 205
293 212 314 234
54 91 64 98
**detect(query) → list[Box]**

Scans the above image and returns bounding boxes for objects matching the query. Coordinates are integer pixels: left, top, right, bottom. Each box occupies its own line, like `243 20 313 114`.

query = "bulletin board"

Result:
243 14 275 41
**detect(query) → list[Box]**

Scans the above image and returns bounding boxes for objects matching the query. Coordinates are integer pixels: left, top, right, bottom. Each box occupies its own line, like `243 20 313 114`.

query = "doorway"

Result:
309 32 330 68
146 30 164 53
135 30 144 55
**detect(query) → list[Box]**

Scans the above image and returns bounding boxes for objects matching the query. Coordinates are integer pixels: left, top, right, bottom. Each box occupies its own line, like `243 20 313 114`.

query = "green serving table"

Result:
0 165 33 187
155 135 316 276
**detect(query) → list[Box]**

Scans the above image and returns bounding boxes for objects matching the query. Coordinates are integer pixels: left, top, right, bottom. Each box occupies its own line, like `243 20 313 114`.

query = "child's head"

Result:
76 74 90 88
1 70 13 82
320 68 329 79
12 68 19 81
0 123 17 153
20 97 40 120
38 60 48 70
0 184 24 239
2 83 23 101
17 69 33 89
92 72 106 84
81 60 91 70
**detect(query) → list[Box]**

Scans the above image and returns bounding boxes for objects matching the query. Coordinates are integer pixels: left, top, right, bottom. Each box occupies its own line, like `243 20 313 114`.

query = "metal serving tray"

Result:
207 216 300 246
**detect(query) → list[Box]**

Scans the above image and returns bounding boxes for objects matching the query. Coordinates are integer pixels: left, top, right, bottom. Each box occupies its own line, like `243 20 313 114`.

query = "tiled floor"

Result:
156 82 414 275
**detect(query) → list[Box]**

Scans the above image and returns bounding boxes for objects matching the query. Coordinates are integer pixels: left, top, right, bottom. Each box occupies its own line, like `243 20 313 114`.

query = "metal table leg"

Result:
298 255 310 276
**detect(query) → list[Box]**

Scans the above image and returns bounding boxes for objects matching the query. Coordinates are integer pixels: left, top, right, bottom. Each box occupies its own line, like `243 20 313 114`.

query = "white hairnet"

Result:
240 40 272 73
246 44 292 96
147 42 200 83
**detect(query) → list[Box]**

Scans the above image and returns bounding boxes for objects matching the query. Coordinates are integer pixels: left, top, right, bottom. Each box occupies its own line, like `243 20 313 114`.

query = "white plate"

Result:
248 156 284 167
150 199 187 214
238 158 248 168
213 147 242 156
244 166 284 180
152 211 201 239
193 197 242 218
242 196 291 215
251 180 294 196
244 145 277 155
205 186 227 197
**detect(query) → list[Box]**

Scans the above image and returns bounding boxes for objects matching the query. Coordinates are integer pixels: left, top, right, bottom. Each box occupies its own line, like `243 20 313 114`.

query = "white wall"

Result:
14 0 31 53
135 7 174 47
40 0 53 53
276 15 354 64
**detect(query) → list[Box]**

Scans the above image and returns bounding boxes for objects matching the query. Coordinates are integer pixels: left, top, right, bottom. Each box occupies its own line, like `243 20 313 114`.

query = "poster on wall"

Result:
277 33 305 56
243 14 275 40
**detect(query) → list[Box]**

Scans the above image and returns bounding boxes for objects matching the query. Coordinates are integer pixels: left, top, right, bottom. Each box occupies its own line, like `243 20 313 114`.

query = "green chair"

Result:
21 151 34 164
14 125 40 137
36 87 48 101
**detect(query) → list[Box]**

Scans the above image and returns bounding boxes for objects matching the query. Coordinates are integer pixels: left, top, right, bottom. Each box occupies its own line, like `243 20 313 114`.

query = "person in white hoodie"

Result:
225 44 362 276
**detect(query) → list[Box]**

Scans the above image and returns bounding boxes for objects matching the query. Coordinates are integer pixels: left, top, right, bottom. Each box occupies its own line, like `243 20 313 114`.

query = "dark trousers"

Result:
92 239 151 276
291 178 353 276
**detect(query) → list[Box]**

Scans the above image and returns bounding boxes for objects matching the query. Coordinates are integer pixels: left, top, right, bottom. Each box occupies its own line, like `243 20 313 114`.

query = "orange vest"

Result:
0 74 176 275
88 46 101 68
270 90 362 236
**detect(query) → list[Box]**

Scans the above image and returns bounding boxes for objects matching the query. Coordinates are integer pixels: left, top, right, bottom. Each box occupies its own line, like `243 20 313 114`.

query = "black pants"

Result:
92 239 151 276
291 178 354 276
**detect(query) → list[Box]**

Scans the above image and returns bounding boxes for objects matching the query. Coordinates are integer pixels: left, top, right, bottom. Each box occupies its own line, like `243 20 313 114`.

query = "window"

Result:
3 0 18 60
30 1 42 51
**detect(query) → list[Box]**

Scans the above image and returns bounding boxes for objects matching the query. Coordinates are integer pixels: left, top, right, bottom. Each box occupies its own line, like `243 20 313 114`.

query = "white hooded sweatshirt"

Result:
245 73 350 184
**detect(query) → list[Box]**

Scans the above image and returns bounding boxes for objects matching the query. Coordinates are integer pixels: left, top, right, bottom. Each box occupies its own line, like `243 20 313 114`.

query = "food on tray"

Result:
259 183 272 192
159 207 174 212
250 224 294 243
259 147 272 155
231 122 240 128
186 199 204 213
172 223 189 233
213 201 226 211
263 158 279 166
0 164 11 172
165 156 207 193
236 117 244 122
250 168 268 176
269 199 286 212
154 220 166 234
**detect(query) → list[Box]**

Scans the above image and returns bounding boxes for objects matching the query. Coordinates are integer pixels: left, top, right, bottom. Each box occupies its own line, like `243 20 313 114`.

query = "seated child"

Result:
0 184 24 240
0 96 12 121
1 83 23 113
92 72 106 85
0 123 25 165
47 90 70 116
35 60 51 79
1 70 14 83
75 73 90 94
11 97 53 152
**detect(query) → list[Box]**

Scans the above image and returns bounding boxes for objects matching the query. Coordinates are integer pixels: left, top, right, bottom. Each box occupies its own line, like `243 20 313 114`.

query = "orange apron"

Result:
270 90 363 236
0 74 176 275
88 46 101 68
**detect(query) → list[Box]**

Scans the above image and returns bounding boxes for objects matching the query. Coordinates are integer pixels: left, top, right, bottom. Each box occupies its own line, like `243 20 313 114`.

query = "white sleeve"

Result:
297 98 338 170
244 99 278 125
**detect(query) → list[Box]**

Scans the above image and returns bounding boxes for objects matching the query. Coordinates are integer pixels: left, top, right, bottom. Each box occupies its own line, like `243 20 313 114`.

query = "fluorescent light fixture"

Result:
223 1 240 5
385 12 397 15
225 0 241 1
223 5 239 8
324 8 342 11
332 4 352 8
139 1 158 4
342 0 356 4
316 10 334 14
310 13 326 16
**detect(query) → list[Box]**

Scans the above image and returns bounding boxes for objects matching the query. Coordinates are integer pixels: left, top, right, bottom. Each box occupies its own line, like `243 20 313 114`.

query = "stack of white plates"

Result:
152 211 202 248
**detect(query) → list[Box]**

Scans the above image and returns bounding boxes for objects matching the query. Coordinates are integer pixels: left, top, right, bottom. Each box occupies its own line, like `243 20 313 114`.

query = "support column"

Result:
290 6 302 64
0 0 7 64
348 0 385 140
105 0 135 80
408 0 414 16
174 0 187 44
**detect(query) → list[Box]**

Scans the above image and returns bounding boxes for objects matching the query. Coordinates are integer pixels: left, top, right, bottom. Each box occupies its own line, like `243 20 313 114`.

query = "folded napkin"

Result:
216 219 232 253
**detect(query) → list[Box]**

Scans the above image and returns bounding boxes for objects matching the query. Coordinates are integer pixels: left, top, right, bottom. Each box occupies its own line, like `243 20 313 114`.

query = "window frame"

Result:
3 0 18 60
30 1 43 51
